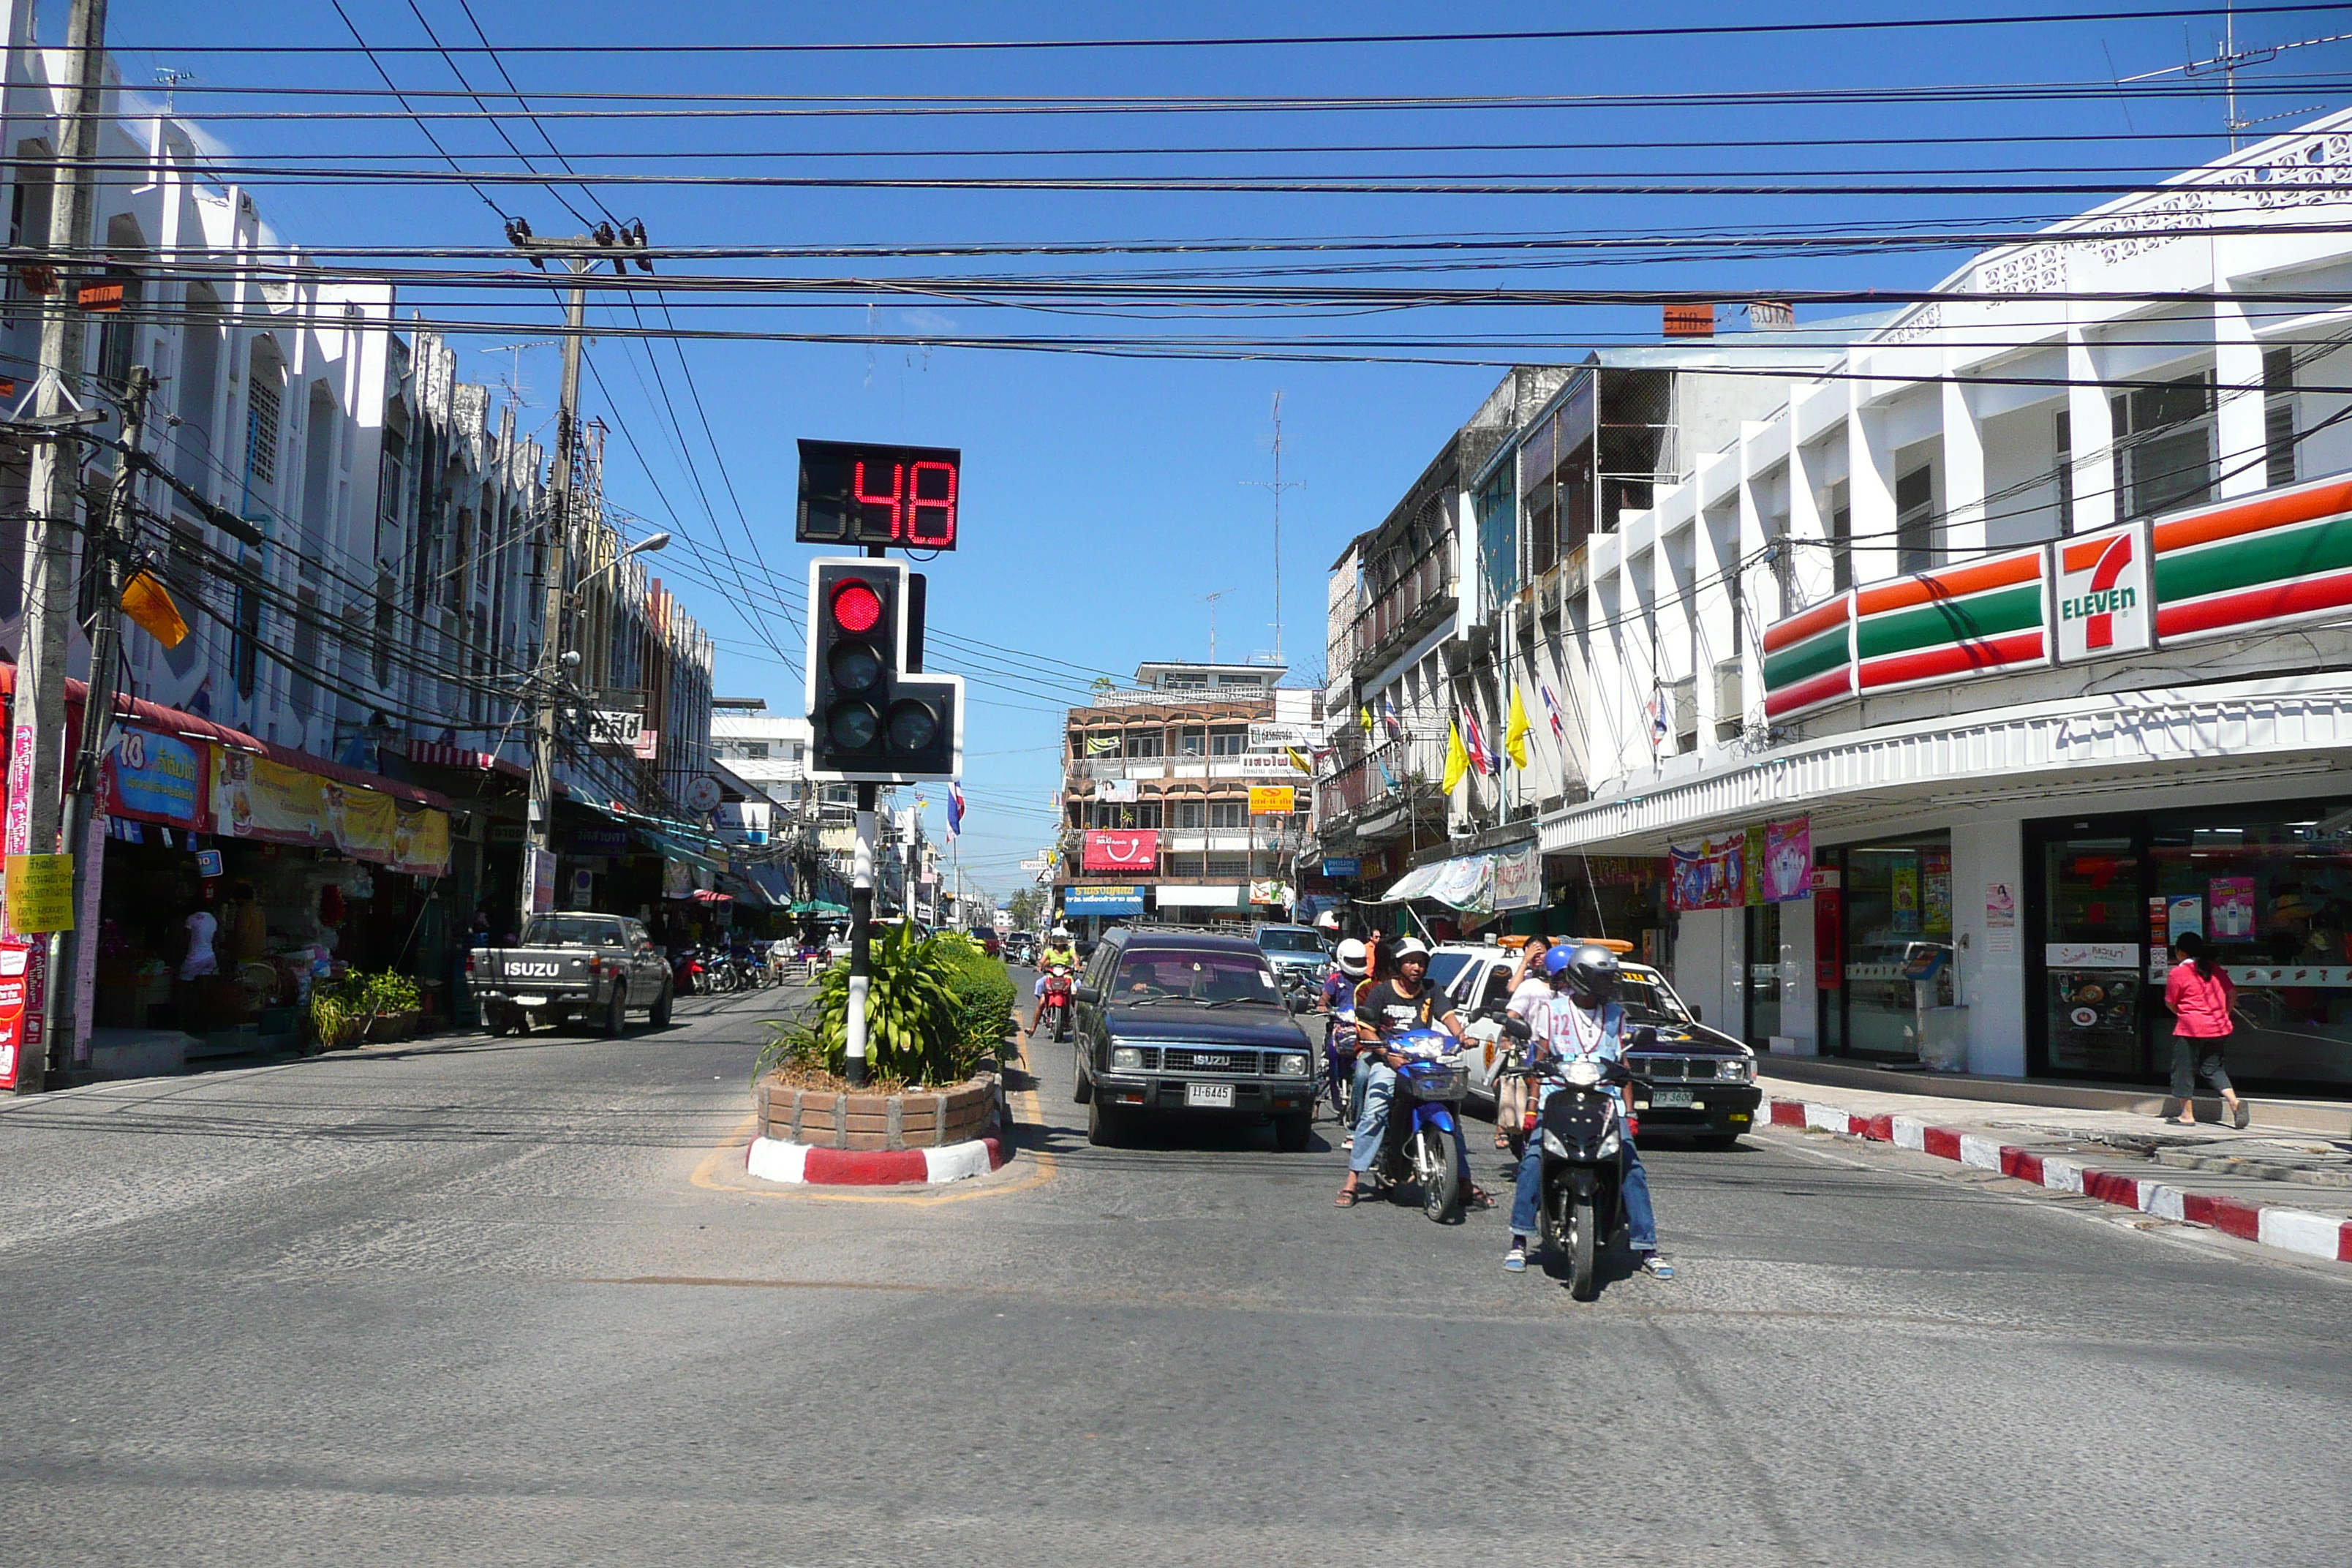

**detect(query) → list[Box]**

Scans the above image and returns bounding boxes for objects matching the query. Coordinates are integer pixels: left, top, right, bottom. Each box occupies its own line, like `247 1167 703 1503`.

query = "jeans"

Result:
2169 1033 2234 1099
1510 1140 1659 1254
1350 1062 1473 1188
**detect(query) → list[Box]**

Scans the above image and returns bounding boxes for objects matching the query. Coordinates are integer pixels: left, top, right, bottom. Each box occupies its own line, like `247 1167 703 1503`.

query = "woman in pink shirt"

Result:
2163 932 2248 1128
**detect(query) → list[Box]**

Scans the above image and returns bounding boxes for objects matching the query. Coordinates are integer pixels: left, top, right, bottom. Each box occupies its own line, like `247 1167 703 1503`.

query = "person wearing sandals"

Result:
2163 932 2249 1128
1335 938 1493 1212
1494 935 1553 1151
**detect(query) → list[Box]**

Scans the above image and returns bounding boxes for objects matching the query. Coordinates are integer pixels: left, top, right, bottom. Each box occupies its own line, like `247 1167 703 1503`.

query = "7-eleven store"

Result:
1531 113 2352 1093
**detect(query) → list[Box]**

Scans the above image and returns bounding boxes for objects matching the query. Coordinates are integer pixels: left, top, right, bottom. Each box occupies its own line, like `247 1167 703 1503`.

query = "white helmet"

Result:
1049 924 1071 939
1315 909 1341 930
1393 936 1431 962
1335 938 1369 978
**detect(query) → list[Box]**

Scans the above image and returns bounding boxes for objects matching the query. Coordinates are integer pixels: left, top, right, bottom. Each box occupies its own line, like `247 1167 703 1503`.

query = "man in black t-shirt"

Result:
1336 937 1480 1207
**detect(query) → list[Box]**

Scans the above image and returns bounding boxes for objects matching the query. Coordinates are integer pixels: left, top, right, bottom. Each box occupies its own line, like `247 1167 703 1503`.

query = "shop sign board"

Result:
1082 829 1160 872
591 709 645 751
2053 520 2152 662
2046 941 2138 968
1248 785 1295 815
1320 856 1362 879
0 940 31 1090
4 853 75 933
1493 841 1543 911
2149 473 2352 646
1097 778 1138 803
105 728 207 828
1248 723 1312 752
527 845 558 914
1761 592 1854 720
1248 878 1292 908
194 849 225 878
1063 884 1145 916
1852 545 2050 696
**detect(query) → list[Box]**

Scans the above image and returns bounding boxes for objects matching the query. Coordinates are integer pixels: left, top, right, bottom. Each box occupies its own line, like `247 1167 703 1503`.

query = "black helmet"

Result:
1550 943 1620 1003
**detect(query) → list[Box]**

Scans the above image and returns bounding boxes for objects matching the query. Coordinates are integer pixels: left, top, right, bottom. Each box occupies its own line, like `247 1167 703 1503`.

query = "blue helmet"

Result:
1542 945 1575 978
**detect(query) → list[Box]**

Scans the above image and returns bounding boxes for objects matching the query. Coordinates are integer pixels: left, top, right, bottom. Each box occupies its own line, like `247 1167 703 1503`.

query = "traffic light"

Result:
804 558 962 783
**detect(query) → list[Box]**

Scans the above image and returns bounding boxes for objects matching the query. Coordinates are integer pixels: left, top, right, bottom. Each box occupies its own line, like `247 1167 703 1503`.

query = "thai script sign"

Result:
105 728 207 827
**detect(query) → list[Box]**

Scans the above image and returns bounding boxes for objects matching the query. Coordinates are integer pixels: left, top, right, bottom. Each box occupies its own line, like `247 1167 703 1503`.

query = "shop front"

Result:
2027 796 2352 1090
1811 832 1959 1067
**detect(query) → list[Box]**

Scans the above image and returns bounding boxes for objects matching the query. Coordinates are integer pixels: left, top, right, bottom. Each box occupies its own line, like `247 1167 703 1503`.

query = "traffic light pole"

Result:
845 780 877 1086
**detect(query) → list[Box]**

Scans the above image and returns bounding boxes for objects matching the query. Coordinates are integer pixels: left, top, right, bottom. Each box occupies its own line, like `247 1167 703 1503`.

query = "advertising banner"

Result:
1248 785 1296 815
1097 778 1138 804
1761 818 1812 902
1248 878 1292 908
2053 521 2152 662
393 807 452 876
4 853 75 933
104 728 207 828
2209 876 2256 939
0 941 30 1090
1082 829 1161 872
337 788 401 863
1064 884 1145 916
1667 834 1744 911
1492 842 1543 911
213 750 335 846
1813 868 1842 988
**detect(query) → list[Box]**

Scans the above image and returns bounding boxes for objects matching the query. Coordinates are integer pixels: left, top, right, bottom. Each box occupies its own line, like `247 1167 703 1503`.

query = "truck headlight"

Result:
1275 1053 1309 1077
1111 1047 1142 1071
1716 1058 1754 1082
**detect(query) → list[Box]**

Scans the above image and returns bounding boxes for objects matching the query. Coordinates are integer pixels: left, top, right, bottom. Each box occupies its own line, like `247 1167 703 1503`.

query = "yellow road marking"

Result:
689 1077 1058 1206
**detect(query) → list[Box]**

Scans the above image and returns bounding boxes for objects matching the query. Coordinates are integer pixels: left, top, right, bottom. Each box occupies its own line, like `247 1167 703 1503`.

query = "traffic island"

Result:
745 1068 1011 1186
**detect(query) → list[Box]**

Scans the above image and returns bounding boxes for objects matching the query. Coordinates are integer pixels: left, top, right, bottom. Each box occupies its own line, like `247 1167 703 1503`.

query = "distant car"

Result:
967 925 1003 958
1430 941 1760 1147
1254 923 1330 984
1004 932 1039 966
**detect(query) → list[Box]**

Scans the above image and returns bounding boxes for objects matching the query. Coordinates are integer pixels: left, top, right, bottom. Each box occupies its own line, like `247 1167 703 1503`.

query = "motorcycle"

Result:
671 946 706 997
1530 1044 1652 1301
1365 1025 1471 1222
1033 962 1076 1041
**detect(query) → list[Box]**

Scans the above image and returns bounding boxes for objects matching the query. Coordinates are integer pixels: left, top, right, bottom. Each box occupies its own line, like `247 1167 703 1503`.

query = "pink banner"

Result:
1763 817 1812 903
1082 829 1161 873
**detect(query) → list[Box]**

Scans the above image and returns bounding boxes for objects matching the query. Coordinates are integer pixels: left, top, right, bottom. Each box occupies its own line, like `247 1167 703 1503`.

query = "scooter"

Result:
1033 962 1076 1041
1366 1025 1471 1222
670 946 705 997
1531 1047 1652 1301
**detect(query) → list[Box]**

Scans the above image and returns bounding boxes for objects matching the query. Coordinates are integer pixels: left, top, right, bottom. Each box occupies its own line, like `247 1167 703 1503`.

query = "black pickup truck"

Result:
468 913 676 1036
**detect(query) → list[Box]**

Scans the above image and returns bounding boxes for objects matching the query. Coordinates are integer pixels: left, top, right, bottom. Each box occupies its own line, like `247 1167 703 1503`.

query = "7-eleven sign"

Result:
2054 521 2152 663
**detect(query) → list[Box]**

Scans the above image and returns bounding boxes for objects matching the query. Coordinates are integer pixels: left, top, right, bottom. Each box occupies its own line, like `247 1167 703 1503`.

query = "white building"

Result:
1504 113 2352 1093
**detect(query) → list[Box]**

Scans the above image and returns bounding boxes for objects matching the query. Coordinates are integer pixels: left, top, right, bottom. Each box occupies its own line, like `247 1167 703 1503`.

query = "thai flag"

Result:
1539 681 1566 743
1646 693 1669 750
1380 694 1403 741
1463 706 1495 777
947 781 965 840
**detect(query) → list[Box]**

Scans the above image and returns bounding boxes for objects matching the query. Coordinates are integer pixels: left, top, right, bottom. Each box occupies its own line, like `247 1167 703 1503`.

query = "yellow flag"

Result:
1441 721 1469 793
121 571 189 648
1358 705 1373 734
1286 746 1313 775
1504 684 1532 769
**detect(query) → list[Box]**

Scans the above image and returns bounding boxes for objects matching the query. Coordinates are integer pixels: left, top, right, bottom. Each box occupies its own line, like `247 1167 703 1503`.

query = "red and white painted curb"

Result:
745 1134 1009 1187
1763 1097 2352 1265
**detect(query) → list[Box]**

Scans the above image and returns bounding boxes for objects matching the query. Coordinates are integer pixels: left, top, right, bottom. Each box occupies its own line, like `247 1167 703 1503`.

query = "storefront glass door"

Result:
1838 834 1954 1060
2037 831 2148 1076
1743 902 1782 1049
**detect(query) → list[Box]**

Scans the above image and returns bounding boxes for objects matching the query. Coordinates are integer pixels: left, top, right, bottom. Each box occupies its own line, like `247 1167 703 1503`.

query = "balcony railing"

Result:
1316 734 1450 827
1350 538 1455 671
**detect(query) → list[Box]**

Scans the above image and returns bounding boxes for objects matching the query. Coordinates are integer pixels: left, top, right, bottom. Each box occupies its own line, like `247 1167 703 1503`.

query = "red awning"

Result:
689 888 733 903
407 736 528 781
0 662 452 811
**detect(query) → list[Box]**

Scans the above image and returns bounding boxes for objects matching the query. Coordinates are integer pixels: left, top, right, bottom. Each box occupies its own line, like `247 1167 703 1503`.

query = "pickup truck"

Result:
468 913 676 1037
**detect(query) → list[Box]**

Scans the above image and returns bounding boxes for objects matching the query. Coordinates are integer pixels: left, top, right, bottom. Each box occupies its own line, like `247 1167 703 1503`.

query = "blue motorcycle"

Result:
1368 1026 1471 1221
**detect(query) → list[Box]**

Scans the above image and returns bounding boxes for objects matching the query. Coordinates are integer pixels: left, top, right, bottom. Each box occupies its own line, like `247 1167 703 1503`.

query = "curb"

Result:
1762 1097 2352 1265
744 1134 1009 1187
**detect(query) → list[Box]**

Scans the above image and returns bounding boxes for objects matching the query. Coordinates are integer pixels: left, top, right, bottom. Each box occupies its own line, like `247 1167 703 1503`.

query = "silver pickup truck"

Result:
468 913 675 1037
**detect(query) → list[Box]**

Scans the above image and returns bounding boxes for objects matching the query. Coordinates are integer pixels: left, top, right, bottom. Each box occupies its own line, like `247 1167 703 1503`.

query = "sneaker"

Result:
1502 1246 1527 1273
1341 1134 1354 1150
1639 1253 1675 1280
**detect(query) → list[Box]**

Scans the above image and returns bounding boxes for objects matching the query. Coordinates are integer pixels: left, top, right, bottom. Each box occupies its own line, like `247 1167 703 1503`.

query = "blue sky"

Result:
94 1 2346 902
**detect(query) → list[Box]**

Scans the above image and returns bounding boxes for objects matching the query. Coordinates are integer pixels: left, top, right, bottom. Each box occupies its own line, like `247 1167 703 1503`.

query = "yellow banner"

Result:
4 853 75 933
336 785 400 862
1248 784 1297 815
393 808 451 876
214 750 334 845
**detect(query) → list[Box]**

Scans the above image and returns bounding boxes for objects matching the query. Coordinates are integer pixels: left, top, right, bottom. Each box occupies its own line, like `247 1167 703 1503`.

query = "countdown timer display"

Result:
796 439 962 551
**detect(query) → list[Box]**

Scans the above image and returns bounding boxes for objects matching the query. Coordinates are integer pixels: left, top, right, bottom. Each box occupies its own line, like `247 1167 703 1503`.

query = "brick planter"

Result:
757 1071 1002 1152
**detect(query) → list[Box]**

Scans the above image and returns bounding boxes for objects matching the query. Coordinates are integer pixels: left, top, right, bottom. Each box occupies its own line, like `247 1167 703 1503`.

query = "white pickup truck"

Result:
468 913 676 1037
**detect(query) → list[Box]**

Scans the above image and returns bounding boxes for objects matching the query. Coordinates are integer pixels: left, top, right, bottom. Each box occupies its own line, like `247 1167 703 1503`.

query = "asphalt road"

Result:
1 969 2347 1567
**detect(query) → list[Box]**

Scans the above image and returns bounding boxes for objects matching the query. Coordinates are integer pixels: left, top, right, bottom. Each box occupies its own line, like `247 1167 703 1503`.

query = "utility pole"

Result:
505 220 650 927
7 0 110 1096
58 365 153 1072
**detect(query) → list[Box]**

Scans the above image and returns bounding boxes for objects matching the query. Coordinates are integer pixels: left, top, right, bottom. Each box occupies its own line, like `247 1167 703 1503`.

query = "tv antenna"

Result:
481 340 558 411
2119 2 2351 149
154 67 197 115
1241 390 1303 666
1202 588 1235 666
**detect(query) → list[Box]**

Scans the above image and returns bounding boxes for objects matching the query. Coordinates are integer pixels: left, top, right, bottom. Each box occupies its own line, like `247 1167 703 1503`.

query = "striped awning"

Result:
407 737 528 779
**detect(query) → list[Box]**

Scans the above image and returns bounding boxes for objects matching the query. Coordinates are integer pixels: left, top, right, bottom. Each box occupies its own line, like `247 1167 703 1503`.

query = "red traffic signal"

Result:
831 578 883 634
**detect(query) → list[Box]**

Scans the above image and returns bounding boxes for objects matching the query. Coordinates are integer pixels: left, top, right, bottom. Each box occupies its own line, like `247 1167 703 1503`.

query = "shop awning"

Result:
790 900 849 917
407 736 527 781
689 888 733 905
636 828 726 878
1374 851 1496 913
1376 863 1443 903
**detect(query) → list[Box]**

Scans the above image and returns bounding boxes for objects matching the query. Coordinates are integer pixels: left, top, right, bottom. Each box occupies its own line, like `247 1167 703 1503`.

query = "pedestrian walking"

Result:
2163 932 2249 1129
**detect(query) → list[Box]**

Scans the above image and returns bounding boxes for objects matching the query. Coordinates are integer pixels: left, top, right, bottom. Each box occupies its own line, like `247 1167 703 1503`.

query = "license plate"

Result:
511 995 549 1009
1185 1082 1234 1108
1652 1088 1695 1109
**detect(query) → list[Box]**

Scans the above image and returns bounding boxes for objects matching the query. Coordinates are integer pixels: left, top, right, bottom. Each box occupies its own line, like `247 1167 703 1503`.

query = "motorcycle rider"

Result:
1503 943 1672 1278
1335 937 1487 1210
1493 934 1553 1150
1322 938 1370 1141
1029 925 1082 1037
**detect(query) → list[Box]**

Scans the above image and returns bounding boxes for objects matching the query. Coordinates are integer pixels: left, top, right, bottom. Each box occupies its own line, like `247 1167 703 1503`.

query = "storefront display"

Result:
1815 833 1954 1063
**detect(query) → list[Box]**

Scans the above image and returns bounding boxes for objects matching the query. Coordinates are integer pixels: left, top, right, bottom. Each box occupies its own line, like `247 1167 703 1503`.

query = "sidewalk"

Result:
1754 1068 2352 1267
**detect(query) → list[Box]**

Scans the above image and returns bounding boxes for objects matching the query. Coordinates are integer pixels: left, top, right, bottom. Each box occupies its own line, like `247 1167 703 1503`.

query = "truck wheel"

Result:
649 982 673 1030
604 986 628 1037
1086 1095 1121 1147
1071 1054 1092 1104
1274 1109 1312 1153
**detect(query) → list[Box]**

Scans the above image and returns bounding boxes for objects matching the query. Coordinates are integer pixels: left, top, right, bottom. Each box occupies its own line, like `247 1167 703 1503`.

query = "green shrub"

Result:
756 924 1011 1088
309 992 363 1049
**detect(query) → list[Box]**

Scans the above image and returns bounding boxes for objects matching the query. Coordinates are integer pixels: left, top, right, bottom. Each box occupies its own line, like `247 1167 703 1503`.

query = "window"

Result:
244 374 280 498
1125 730 1164 759
2264 347 2299 489
1169 799 1205 829
1826 481 1852 593
232 572 261 699
1207 799 1246 829
2055 410 2073 525
2112 372 2215 521
1208 727 1247 756
1161 671 1207 689
1177 725 1205 756
742 742 769 760
1895 466 1934 575
1110 949 1278 1003
1205 855 1251 877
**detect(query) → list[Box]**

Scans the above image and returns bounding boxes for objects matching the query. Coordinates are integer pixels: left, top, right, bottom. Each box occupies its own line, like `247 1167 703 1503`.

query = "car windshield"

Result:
1425 952 1474 993
1112 949 1281 1006
970 927 997 940
1618 970 1694 1026
521 916 627 947
1256 928 1322 954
